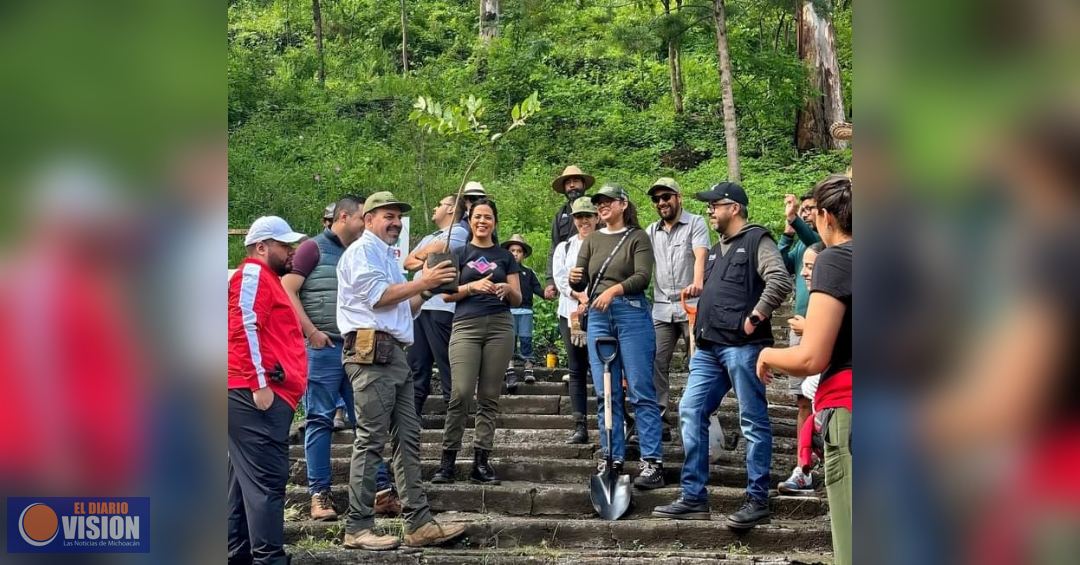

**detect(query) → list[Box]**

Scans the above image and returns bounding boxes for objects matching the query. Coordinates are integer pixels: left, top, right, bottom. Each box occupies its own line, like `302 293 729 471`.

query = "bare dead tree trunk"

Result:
663 0 685 114
480 0 499 43
712 0 741 181
312 0 325 86
795 0 847 151
400 0 409 73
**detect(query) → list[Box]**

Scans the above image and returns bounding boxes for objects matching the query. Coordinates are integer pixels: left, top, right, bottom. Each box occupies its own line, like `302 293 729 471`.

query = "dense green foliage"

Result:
228 0 851 355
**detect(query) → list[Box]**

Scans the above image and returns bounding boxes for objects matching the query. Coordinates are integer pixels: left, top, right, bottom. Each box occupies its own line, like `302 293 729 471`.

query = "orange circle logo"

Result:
19 503 59 546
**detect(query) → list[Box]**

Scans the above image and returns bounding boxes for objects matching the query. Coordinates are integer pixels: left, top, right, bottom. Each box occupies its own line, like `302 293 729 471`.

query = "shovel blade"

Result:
590 471 632 520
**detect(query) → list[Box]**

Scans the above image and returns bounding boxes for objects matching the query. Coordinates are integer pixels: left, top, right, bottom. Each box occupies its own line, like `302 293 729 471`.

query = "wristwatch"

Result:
748 313 765 326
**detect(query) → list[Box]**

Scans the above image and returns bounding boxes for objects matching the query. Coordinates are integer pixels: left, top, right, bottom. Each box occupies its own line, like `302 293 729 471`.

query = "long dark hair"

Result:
811 174 852 235
622 200 641 229
468 197 500 244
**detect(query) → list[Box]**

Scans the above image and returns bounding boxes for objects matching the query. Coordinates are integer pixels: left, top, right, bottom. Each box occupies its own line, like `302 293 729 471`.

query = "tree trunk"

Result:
311 0 325 86
400 0 409 73
795 1 847 151
712 0 741 182
663 1 685 114
479 0 499 43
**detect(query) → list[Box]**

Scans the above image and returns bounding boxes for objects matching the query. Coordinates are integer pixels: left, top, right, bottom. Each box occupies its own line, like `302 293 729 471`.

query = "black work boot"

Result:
725 495 771 529
429 449 457 484
469 448 500 484
652 496 711 520
566 418 589 444
632 458 666 490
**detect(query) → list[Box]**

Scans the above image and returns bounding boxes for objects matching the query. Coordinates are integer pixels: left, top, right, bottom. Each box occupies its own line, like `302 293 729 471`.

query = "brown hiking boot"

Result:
374 488 402 517
343 529 400 551
309 491 338 521
402 520 467 547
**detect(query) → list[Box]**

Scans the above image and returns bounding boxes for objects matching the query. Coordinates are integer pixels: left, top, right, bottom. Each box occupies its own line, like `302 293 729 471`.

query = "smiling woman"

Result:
434 198 523 486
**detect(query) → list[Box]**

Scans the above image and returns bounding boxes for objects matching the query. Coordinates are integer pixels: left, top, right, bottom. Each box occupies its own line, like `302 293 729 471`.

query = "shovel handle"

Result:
603 369 612 431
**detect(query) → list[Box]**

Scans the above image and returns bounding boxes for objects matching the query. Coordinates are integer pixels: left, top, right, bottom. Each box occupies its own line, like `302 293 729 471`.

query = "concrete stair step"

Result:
283 511 832 552
289 457 805 490
286 483 828 521
290 428 800 458
288 441 799 467
287 546 833 564
414 414 797 439
510 381 799 407
418 395 799 421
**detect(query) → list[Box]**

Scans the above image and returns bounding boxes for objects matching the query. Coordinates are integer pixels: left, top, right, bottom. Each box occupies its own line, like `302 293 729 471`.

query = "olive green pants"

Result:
824 407 852 565
344 344 434 534
443 312 514 451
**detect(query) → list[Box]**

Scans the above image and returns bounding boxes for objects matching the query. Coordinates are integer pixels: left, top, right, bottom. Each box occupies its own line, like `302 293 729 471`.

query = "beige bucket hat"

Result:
551 165 596 193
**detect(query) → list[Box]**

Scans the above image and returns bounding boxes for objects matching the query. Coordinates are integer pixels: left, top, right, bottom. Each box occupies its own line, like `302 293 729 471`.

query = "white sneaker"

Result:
777 466 814 495
561 373 570 382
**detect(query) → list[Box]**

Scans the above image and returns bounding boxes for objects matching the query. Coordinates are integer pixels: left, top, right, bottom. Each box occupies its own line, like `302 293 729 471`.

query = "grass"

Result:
723 541 752 556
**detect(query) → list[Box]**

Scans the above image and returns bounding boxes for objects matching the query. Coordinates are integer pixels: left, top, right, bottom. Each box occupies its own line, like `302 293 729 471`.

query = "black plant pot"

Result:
425 251 459 294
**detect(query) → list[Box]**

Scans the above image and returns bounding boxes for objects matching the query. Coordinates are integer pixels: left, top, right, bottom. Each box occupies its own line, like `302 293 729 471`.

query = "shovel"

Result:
590 336 632 520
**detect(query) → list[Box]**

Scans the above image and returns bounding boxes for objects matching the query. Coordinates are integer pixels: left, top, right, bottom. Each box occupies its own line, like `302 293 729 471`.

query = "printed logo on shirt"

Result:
467 256 498 275
736 248 746 253
708 254 717 260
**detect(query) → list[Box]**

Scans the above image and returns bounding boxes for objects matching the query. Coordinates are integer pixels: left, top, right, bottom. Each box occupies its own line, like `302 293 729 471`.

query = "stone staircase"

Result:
283 328 834 563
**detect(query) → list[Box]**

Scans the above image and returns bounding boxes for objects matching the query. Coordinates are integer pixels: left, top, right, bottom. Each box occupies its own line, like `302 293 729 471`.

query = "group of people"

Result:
226 164 852 565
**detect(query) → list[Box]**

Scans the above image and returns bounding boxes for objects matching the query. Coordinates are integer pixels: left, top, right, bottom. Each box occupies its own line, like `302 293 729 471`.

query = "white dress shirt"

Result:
336 230 416 345
552 235 585 320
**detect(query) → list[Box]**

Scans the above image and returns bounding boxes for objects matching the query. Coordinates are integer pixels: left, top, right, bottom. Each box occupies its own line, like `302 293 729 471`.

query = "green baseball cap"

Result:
647 177 681 196
362 191 412 215
570 197 598 216
590 183 629 203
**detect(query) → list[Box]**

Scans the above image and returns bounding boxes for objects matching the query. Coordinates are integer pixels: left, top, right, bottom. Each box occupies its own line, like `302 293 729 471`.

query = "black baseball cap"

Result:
695 182 749 207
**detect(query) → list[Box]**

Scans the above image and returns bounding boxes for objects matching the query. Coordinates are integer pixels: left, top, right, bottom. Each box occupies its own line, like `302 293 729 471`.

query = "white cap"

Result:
244 216 306 246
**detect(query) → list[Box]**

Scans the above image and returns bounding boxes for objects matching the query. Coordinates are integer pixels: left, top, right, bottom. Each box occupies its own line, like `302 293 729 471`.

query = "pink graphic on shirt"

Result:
467 257 497 275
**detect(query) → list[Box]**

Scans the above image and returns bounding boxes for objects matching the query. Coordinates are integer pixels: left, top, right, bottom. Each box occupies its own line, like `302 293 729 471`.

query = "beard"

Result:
659 205 678 221
269 255 290 277
566 189 583 201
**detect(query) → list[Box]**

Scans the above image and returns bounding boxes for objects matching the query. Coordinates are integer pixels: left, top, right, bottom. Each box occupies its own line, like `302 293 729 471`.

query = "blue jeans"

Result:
510 310 534 362
304 344 394 493
586 295 663 462
680 342 771 503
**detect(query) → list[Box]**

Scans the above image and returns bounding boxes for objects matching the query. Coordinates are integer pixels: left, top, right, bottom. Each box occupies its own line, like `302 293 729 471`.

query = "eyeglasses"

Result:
594 199 621 209
707 201 735 212
799 205 817 213
651 193 677 204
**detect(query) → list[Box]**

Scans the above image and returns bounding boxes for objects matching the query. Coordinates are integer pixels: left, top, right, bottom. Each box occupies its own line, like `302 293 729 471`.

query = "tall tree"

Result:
711 0 741 181
795 1 847 151
662 0 685 114
480 0 500 43
400 0 409 73
311 0 325 86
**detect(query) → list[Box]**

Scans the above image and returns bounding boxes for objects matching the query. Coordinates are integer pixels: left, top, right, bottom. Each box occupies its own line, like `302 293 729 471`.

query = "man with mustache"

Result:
335 192 469 551
543 165 594 300
645 177 710 442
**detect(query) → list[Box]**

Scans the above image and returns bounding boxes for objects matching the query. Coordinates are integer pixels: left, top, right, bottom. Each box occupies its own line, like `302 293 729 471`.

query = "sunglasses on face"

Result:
651 193 677 204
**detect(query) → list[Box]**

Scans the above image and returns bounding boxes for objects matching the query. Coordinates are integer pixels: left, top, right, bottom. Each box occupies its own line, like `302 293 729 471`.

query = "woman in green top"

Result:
569 184 666 490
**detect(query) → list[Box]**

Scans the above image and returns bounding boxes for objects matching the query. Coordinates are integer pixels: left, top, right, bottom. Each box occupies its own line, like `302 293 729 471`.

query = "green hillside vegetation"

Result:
228 0 851 351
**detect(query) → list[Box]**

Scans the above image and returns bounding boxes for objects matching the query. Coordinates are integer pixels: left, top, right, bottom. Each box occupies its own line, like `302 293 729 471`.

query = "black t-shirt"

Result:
453 243 521 321
811 241 852 379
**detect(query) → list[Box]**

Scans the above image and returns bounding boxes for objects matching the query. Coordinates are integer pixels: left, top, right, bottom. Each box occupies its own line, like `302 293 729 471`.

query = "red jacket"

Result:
228 258 307 409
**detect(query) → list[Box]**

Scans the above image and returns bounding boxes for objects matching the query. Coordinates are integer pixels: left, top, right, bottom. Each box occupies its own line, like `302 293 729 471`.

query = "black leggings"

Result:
559 316 590 418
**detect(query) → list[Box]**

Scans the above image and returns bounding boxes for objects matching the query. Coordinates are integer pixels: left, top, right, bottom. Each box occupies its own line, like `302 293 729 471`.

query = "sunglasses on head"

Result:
651 193 677 204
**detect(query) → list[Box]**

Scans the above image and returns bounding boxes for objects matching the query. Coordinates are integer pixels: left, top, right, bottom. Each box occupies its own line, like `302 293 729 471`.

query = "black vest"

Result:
694 226 775 347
